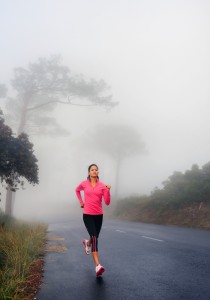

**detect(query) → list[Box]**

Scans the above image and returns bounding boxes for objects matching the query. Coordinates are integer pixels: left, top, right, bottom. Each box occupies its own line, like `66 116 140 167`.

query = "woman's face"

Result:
89 165 99 178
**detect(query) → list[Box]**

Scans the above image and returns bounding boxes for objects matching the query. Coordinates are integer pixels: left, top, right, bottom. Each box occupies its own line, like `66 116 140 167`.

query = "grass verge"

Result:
0 214 47 300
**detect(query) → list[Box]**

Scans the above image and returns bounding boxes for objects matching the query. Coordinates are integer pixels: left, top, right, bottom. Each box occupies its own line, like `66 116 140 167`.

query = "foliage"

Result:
0 109 38 191
0 213 47 299
153 163 210 207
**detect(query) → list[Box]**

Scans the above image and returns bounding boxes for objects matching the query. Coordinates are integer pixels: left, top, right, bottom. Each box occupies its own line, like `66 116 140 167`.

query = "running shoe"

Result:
82 239 91 255
96 264 105 277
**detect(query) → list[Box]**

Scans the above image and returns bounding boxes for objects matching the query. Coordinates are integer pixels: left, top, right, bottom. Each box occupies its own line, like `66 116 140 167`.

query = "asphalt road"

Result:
36 218 210 300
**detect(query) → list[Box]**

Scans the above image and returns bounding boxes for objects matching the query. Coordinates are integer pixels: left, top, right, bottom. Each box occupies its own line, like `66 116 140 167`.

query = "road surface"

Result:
36 218 210 300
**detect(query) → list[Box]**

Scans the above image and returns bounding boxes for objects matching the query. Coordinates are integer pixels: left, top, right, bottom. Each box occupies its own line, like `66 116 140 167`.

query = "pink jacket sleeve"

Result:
75 183 84 206
103 188 111 206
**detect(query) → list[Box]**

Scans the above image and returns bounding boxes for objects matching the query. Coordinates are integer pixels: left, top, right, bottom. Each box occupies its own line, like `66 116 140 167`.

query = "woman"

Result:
75 164 111 277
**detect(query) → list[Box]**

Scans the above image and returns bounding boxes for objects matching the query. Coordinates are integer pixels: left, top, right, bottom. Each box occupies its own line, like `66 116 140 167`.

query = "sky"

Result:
1 0 210 221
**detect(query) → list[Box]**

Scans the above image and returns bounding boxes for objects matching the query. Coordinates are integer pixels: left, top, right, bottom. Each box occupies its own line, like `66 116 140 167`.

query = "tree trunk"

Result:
5 100 28 216
5 187 14 215
17 103 27 135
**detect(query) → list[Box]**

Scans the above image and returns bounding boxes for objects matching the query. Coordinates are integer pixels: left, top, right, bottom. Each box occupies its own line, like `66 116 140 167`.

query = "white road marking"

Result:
141 235 163 242
114 230 163 242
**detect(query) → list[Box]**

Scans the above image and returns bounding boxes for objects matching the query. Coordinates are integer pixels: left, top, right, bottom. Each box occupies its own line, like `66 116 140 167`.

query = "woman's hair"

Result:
87 164 99 181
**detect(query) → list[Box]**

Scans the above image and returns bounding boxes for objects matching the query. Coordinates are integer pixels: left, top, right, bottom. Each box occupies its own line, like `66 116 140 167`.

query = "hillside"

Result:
111 162 210 229
112 201 210 229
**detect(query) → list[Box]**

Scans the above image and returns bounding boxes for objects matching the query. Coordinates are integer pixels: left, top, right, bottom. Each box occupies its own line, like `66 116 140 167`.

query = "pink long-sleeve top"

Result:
75 180 111 215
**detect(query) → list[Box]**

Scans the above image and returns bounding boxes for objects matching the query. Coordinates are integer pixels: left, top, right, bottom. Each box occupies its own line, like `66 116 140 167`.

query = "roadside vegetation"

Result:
0 211 47 300
113 162 210 228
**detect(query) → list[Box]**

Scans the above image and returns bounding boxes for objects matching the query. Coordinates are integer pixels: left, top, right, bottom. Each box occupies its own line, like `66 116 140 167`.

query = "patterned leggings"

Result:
83 214 103 252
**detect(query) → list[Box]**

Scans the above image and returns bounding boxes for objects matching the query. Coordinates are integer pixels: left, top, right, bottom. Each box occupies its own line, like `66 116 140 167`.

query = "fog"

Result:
1 0 210 222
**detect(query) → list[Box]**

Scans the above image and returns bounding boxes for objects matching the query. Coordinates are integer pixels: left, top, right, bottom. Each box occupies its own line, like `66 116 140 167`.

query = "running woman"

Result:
75 164 111 277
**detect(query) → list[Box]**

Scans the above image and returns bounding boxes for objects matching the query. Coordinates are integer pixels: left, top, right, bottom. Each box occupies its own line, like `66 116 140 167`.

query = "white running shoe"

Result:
82 239 91 255
96 264 105 277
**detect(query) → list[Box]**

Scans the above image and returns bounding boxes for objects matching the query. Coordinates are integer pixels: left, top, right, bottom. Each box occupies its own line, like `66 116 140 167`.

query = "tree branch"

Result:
27 97 99 111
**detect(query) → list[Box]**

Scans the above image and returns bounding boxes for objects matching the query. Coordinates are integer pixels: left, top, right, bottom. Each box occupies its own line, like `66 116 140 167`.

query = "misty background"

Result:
1 0 210 221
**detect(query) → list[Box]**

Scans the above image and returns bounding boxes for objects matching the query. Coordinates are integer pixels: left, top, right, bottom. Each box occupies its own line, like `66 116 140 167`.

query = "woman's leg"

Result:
83 214 98 252
95 214 103 237
91 215 103 266
83 214 103 266
83 213 93 242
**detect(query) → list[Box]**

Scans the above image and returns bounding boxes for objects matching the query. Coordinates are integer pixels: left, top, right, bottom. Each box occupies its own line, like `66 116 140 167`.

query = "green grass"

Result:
0 213 47 300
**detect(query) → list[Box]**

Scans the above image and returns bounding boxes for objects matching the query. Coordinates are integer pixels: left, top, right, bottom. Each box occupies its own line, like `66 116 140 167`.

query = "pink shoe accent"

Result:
96 265 105 277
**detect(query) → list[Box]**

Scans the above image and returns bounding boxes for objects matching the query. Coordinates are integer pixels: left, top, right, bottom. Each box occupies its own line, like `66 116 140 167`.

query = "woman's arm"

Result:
75 183 85 207
103 185 111 206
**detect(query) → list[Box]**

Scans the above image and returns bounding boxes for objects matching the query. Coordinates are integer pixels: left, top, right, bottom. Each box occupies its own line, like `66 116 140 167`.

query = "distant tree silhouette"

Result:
81 124 146 199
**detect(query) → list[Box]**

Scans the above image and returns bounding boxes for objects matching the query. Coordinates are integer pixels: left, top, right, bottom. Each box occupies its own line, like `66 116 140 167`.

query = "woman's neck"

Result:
90 177 97 186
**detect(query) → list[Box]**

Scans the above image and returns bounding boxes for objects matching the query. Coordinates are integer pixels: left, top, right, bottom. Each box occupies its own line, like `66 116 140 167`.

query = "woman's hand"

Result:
106 184 111 190
80 204 84 208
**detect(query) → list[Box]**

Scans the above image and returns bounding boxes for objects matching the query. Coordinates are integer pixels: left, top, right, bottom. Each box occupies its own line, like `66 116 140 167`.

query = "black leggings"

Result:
83 214 103 252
